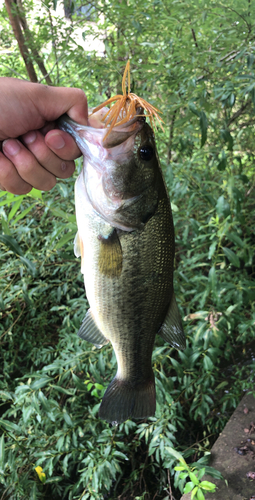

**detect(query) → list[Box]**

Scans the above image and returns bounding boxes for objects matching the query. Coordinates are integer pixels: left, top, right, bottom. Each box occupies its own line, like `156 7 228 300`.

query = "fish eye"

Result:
139 145 154 161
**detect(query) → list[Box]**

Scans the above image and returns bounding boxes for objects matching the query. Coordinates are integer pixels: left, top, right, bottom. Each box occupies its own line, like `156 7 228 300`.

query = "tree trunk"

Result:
17 0 52 85
5 0 38 82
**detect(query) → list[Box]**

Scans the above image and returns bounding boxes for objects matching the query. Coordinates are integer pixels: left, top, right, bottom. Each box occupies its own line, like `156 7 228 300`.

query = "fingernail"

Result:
3 139 21 156
61 162 67 172
47 132 65 150
23 131 37 145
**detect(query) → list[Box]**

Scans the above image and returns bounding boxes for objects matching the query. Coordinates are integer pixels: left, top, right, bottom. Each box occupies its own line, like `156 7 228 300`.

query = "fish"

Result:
58 103 185 425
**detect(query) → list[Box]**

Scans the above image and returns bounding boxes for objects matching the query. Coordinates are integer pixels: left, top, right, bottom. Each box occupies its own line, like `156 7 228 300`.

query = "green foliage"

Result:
169 447 220 499
0 0 255 498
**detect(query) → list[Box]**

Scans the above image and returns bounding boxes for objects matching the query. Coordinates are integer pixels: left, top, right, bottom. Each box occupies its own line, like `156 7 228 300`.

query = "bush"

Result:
0 141 254 499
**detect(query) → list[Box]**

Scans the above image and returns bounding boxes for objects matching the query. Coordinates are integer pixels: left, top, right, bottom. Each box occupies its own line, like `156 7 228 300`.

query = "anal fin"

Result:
159 293 186 349
78 309 109 348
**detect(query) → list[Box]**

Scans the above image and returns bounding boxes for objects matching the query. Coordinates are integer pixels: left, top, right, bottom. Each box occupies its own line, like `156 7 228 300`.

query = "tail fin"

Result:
99 376 156 424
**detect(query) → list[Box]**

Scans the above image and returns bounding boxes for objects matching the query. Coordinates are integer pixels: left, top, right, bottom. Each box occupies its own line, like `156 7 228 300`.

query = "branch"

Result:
0 63 28 79
230 119 255 131
228 100 252 125
4 0 38 82
220 50 239 62
167 109 177 164
48 7 59 84
191 28 198 48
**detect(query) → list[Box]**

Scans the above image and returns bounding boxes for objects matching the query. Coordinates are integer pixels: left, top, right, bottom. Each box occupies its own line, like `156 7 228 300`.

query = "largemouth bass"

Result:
58 107 185 424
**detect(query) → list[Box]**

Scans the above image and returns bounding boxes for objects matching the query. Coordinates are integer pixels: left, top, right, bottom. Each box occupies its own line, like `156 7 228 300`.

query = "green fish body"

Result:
58 110 185 424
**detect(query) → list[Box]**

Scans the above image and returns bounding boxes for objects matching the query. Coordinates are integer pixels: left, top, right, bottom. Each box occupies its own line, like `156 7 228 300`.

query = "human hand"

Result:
0 77 88 194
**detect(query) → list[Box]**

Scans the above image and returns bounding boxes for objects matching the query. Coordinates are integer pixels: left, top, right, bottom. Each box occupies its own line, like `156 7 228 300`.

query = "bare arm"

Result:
0 77 88 194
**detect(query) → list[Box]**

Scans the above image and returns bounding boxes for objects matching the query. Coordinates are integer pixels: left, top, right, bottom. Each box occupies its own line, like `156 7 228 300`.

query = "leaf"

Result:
189 102 200 117
55 231 75 249
0 234 36 274
184 481 194 494
216 195 230 217
50 384 74 395
0 234 24 256
189 472 199 485
197 467 206 480
63 411 73 426
1 218 11 235
191 486 198 499
165 446 186 464
200 480 216 491
217 151 227 171
0 390 12 401
208 241 217 260
8 198 23 221
31 378 52 390
28 188 42 200
113 451 128 460
209 265 217 290
92 470 99 491
226 232 244 248
203 355 214 371
19 256 37 276
0 434 5 468
0 194 24 207
49 207 76 223
45 476 63 483
220 129 233 151
199 111 208 147
215 381 228 390
0 419 20 434
222 247 240 268
229 93 235 106
196 489 205 500
11 203 36 225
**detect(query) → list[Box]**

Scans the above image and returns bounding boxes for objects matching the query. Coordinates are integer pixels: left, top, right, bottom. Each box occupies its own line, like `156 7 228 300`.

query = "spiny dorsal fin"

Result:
159 293 186 349
78 309 109 348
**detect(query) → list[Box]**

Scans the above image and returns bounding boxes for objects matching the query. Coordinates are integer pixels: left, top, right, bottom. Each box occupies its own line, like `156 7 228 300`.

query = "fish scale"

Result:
58 111 185 424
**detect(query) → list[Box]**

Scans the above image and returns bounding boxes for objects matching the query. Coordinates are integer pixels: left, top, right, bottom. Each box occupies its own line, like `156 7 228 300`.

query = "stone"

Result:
181 392 255 500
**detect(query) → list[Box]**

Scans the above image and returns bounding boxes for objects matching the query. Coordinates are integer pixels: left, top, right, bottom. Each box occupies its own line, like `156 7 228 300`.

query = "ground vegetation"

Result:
0 0 254 498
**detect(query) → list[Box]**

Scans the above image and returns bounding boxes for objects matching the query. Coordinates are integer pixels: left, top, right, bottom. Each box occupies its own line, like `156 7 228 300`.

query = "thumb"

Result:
35 85 88 125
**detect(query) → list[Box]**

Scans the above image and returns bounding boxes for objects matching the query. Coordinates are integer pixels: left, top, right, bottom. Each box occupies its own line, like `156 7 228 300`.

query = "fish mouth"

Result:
57 106 145 151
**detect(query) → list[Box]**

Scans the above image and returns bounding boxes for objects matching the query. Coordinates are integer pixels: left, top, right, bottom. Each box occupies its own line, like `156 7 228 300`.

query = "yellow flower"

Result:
35 466 46 484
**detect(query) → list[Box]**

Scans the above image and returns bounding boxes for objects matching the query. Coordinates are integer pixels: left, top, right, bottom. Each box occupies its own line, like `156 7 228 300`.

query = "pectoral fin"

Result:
74 232 81 258
74 232 85 273
98 228 122 278
159 293 186 349
78 309 109 348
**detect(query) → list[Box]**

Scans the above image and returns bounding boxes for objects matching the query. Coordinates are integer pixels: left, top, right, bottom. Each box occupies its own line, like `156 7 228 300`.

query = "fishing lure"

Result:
90 60 164 138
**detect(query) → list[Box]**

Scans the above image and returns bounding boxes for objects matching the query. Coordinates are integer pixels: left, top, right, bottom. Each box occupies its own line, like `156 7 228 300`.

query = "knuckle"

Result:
73 88 87 104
